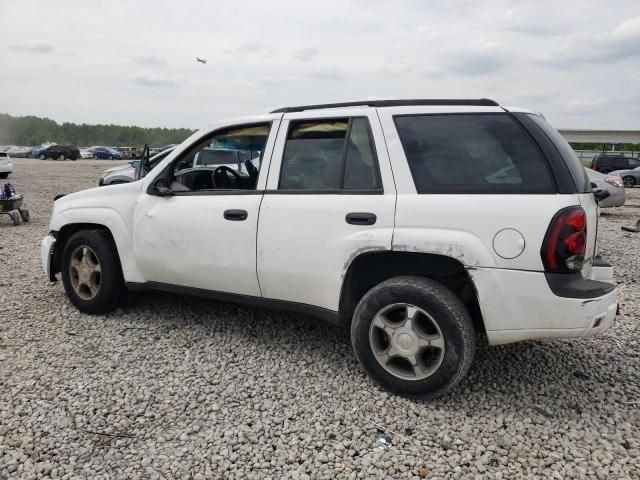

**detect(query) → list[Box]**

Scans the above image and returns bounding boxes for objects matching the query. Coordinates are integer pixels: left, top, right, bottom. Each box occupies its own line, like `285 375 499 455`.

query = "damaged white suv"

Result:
41 99 618 398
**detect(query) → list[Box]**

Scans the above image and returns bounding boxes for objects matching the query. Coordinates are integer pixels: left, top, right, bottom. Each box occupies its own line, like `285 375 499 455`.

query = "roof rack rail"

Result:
271 98 499 113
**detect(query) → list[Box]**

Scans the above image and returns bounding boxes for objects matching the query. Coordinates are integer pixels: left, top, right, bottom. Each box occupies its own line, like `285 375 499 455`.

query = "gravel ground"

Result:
1 158 639 480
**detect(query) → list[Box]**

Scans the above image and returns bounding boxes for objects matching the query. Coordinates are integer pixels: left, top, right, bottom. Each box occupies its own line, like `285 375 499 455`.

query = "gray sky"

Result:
1 0 639 130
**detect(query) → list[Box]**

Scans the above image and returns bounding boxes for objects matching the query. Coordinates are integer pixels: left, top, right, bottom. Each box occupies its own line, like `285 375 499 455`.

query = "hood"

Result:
103 164 131 174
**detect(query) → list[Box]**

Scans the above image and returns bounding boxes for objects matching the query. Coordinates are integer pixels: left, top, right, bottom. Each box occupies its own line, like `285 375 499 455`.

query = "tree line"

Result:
0 113 195 147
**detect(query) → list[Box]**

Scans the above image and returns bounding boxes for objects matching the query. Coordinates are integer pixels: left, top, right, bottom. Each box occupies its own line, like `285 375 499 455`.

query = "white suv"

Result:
0 152 13 178
41 99 618 398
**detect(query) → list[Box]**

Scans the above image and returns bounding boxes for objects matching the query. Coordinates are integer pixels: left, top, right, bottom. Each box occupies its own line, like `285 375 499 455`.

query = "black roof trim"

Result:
271 98 499 113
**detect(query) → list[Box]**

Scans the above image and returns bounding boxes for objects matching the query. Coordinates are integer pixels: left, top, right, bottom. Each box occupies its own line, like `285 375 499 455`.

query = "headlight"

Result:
605 175 624 187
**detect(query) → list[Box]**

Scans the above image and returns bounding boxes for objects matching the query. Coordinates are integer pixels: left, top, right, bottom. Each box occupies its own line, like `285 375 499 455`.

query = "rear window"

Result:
395 113 554 194
525 114 590 193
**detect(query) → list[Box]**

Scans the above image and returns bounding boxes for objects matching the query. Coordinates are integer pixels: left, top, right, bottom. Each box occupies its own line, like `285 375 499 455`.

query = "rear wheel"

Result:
0 173 8 179
58 154 65 161
39 154 45 160
10 212 20 226
351 276 475 398
61 229 127 314
623 176 636 188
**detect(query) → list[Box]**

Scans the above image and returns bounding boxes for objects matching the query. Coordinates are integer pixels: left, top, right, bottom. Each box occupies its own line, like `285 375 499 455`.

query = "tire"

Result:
39 154 45 160
61 229 127 314
351 276 475 399
0 172 8 179
58 154 65 161
19 208 29 222
623 176 636 188
10 211 20 226
93 155 98 159
108 155 114 160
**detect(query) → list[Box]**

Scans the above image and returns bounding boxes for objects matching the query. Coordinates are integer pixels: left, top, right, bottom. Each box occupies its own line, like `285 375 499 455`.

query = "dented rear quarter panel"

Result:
392 193 582 270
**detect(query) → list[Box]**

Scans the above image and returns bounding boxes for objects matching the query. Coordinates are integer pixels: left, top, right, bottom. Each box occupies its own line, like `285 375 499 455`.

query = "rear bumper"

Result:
40 234 57 281
468 266 618 345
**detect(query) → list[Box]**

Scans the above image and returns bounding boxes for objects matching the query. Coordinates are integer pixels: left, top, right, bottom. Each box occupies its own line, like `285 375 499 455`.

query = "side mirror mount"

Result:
590 183 610 203
154 178 174 197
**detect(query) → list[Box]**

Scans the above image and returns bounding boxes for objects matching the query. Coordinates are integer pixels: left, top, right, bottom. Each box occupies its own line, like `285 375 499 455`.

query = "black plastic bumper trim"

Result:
592 256 611 268
545 272 615 299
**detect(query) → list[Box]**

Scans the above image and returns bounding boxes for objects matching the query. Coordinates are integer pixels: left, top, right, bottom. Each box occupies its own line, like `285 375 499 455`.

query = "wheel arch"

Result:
339 251 485 334
53 223 114 275
51 213 145 283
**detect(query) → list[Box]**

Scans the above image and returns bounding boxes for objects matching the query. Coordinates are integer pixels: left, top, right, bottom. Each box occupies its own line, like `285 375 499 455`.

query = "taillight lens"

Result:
541 206 587 272
605 175 623 187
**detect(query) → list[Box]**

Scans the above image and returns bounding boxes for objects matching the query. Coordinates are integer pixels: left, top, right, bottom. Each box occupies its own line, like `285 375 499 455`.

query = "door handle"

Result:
345 212 377 226
224 209 248 221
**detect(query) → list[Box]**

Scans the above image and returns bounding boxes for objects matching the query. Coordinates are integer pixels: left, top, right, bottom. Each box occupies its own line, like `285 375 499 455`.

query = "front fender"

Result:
51 204 145 283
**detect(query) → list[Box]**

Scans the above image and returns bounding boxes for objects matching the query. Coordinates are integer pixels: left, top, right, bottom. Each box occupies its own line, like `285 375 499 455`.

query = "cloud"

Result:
308 68 343 81
539 16 640 65
222 43 275 59
1 0 639 130
133 55 166 66
294 47 319 62
132 71 180 88
10 43 54 54
441 45 511 76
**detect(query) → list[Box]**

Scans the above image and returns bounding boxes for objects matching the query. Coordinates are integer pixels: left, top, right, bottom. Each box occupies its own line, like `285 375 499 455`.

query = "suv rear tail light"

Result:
541 206 587 272
605 175 623 187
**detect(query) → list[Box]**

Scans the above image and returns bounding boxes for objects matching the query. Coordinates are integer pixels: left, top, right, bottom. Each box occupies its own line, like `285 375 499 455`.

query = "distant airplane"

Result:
196 57 207 64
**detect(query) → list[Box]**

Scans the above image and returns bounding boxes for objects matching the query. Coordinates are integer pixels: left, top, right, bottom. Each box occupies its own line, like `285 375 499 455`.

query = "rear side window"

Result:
525 114 591 193
279 117 382 191
395 114 554 193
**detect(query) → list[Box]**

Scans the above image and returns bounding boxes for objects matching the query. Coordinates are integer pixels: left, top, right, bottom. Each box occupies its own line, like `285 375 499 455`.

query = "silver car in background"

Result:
586 167 625 208
609 166 640 188
99 148 175 186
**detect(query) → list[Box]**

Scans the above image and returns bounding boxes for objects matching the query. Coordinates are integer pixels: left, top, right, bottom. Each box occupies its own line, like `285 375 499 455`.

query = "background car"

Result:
31 143 56 158
0 152 13 178
92 147 123 160
591 154 640 174
585 168 625 208
6 146 32 158
39 145 80 160
609 166 640 188
99 147 175 186
79 148 94 159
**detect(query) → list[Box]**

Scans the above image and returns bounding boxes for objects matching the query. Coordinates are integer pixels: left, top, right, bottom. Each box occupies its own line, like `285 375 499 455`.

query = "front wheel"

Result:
58 154 65 161
351 276 475 399
39 154 45 160
61 229 127 314
0 172 8 179
623 176 636 188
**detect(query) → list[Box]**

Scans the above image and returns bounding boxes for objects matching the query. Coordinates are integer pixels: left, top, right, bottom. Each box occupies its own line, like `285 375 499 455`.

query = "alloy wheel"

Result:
369 303 445 380
69 245 102 300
